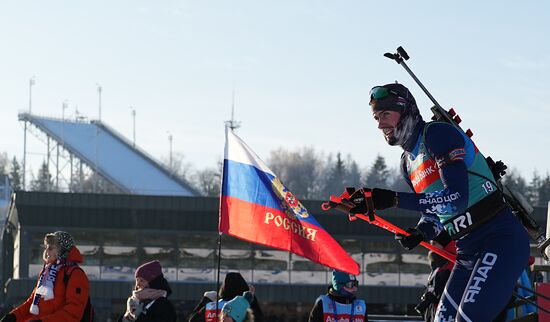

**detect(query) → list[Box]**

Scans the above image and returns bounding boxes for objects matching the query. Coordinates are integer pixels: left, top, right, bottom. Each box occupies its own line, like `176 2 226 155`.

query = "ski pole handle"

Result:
320 200 362 222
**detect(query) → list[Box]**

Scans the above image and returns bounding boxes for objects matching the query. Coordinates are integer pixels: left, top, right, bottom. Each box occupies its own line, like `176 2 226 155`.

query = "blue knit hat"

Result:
332 270 357 291
222 291 253 322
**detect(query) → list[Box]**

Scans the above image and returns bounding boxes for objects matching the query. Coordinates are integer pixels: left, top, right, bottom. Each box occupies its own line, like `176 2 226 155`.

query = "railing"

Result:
369 315 422 321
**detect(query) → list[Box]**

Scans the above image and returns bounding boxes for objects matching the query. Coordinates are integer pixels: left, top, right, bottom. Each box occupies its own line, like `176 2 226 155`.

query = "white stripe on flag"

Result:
225 127 275 177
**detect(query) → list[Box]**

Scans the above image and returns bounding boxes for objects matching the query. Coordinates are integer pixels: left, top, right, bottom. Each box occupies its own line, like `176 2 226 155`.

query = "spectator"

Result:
219 291 255 322
308 270 368 322
187 272 263 322
118 260 177 322
0 231 90 322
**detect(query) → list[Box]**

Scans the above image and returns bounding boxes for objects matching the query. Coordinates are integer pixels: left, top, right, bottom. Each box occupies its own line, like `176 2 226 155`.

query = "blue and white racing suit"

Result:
396 121 529 322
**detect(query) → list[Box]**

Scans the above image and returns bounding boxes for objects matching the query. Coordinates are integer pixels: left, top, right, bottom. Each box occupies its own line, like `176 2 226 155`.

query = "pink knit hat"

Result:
135 260 163 282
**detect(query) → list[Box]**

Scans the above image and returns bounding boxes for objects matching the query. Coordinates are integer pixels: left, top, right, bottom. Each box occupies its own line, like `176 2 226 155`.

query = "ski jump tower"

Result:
18 112 199 196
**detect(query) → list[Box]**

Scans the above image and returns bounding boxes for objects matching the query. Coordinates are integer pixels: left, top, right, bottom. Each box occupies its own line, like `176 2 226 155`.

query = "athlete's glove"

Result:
322 186 398 214
347 188 375 214
343 187 398 211
395 227 425 250
321 187 375 214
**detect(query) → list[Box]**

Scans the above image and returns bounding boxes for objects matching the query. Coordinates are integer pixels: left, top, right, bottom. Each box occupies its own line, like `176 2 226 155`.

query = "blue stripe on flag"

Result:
222 159 322 227
222 159 281 210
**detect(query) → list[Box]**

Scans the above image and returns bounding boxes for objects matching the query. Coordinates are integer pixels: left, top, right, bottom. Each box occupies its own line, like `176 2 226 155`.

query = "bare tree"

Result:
192 160 222 197
68 163 121 194
267 147 323 200
162 152 194 183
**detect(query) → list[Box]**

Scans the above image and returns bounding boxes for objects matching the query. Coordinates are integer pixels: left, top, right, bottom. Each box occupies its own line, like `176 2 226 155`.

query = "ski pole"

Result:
354 211 550 315
321 200 550 315
366 212 550 315
321 200 456 262
352 212 456 263
511 290 550 315
515 283 550 302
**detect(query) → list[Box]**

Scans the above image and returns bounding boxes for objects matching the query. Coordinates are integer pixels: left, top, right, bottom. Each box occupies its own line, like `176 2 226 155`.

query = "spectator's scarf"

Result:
124 288 167 319
29 262 62 315
134 288 167 301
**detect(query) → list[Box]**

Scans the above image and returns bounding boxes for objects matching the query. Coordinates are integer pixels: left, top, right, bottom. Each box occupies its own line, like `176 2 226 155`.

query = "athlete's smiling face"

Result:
373 110 401 145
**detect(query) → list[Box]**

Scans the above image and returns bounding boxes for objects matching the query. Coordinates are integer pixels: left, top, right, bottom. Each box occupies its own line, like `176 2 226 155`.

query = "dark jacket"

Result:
309 287 368 322
187 272 263 322
118 275 177 322
417 243 455 322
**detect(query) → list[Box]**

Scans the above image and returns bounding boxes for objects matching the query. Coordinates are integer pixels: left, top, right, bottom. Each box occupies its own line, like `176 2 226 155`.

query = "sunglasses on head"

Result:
343 280 359 288
369 86 398 100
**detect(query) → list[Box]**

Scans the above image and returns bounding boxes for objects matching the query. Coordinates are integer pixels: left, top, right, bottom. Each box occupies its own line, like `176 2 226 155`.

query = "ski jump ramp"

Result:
19 113 199 196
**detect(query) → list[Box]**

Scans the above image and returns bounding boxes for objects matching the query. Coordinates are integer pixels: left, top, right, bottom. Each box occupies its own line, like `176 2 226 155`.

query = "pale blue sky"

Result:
1 1 549 182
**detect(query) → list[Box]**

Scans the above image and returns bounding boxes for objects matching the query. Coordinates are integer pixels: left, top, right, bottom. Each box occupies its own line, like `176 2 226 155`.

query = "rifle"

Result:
384 46 550 260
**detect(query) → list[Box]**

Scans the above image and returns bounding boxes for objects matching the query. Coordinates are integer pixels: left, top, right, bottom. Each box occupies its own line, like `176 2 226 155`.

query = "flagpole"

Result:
215 124 232 317
288 252 291 284
215 137 224 316
215 231 222 315
251 246 254 283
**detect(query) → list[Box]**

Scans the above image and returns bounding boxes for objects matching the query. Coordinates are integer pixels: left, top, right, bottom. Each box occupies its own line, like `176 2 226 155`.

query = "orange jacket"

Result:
11 246 89 322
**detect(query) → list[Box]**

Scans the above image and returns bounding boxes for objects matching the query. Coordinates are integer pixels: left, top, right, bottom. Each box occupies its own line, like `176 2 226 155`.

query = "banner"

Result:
219 128 359 275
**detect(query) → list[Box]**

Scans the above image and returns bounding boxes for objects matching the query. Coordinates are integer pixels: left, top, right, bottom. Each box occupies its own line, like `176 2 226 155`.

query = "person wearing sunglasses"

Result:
335 82 529 322
308 270 368 322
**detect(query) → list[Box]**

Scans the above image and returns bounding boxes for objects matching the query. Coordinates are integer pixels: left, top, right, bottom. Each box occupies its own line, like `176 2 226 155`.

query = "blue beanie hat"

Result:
222 291 253 322
332 270 357 291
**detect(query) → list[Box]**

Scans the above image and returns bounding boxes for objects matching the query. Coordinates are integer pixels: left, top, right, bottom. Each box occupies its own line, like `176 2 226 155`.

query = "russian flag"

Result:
219 128 359 275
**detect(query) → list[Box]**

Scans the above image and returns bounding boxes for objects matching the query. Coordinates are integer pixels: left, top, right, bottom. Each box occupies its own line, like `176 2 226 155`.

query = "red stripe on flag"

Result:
220 195 359 275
